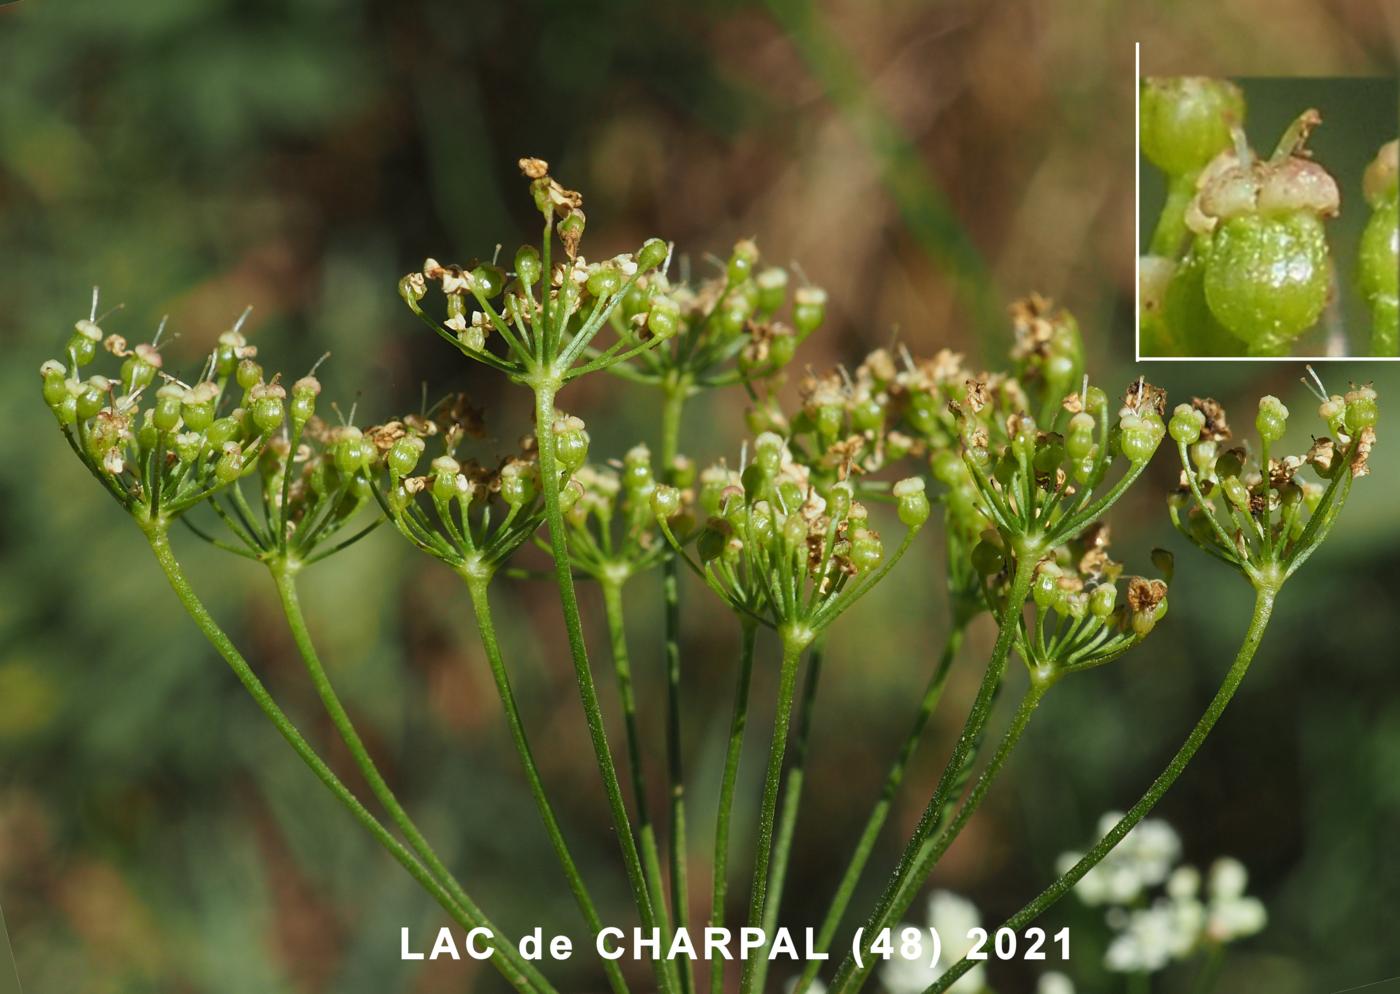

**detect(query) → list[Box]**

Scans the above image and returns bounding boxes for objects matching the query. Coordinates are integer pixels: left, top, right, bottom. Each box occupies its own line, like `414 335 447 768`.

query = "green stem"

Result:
1148 173 1197 259
143 527 550 994
738 632 807 994
882 682 1048 931
660 377 695 994
466 572 632 994
601 579 678 962
924 586 1278 994
1189 944 1225 994
270 566 475 912
710 620 757 994
752 642 824 994
533 383 676 994
832 552 1038 994
793 625 965 994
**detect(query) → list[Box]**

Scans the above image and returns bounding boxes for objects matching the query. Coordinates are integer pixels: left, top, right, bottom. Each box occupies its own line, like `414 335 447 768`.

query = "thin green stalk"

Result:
467 572 632 994
533 383 677 994
143 526 550 994
738 631 807 994
752 643 825 994
793 625 965 994
924 586 1278 994
1149 173 1197 258
710 620 758 994
1189 945 1225 994
881 682 1048 932
601 579 678 957
271 565 483 922
660 377 695 994
832 553 1038 994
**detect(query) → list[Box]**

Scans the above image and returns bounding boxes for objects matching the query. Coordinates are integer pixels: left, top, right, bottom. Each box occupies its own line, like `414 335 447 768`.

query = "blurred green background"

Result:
2 1 1399 992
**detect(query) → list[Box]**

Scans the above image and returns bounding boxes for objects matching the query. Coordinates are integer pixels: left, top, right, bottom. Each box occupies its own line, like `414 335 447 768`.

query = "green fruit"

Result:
1202 212 1329 355
1162 244 1236 356
1140 77 1244 177
1359 200 1398 356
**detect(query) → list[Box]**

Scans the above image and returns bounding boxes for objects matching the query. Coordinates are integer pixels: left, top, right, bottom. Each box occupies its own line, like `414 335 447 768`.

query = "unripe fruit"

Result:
647 297 680 340
1090 583 1117 619
215 443 244 485
727 240 758 285
1169 403 1205 445
893 477 930 528
471 264 506 298
154 384 185 432
755 267 788 314
235 358 263 392
586 265 622 299
792 287 827 335
515 245 542 287
290 376 321 426
651 484 682 520
1254 396 1288 443
971 539 1004 576
76 377 109 420
1066 413 1096 461
1140 76 1244 177
388 435 425 478
1203 213 1330 353
207 416 242 448
553 418 589 473
637 238 668 272
850 530 883 572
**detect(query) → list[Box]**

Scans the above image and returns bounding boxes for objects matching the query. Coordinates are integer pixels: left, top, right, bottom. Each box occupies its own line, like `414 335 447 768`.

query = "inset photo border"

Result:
1135 45 1399 361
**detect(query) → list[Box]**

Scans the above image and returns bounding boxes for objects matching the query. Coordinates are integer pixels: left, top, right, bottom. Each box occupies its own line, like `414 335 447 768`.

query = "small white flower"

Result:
1206 894 1266 941
1037 971 1075 994
1207 857 1248 901
1062 814 1182 907
784 979 825 994
1166 865 1201 900
1104 903 1177 973
881 893 986 994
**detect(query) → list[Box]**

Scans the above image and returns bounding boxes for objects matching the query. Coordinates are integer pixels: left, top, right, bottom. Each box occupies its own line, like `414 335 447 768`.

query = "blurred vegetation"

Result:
2 1 1399 992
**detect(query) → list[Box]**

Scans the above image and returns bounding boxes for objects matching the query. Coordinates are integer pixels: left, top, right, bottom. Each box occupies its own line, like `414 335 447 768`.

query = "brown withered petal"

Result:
1305 436 1335 474
518 157 549 179
965 379 990 413
1127 577 1168 613
1124 379 1168 417
366 421 407 451
1351 426 1375 479
1190 397 1232 441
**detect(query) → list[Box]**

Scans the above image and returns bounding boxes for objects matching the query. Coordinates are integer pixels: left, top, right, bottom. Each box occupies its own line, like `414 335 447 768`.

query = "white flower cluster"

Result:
1059 815 1266 975
881 892 986 994
1036 972 1075 994
1056 811 1181 905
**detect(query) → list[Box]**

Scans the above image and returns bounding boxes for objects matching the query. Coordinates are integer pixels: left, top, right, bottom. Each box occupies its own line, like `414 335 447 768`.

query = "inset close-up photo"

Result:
1138 75 1399 359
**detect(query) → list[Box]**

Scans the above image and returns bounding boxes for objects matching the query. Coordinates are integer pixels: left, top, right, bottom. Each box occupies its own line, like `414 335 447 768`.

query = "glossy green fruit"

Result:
1359 200 1398 356
1202 213 1329 355
1140 77 1244 177
1162 245 1235 356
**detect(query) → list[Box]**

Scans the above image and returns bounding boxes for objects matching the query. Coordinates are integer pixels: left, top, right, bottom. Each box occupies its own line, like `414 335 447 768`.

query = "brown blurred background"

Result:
2 1 1399 992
